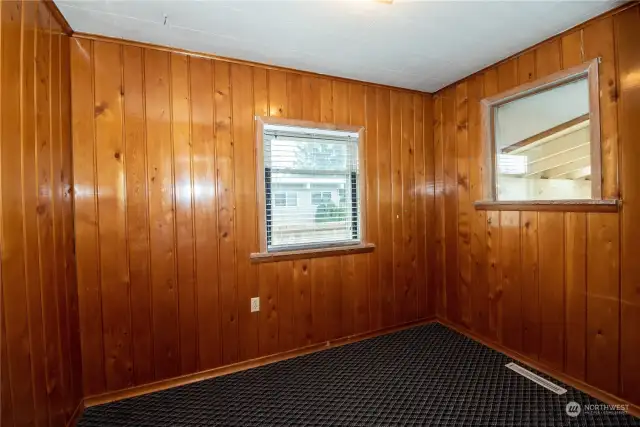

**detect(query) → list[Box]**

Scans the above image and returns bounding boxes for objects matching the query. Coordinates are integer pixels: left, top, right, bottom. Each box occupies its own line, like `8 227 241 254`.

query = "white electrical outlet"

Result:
250 297 260 312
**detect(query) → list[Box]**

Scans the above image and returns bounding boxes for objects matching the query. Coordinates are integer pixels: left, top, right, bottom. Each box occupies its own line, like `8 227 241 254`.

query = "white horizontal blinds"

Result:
263 124 360 251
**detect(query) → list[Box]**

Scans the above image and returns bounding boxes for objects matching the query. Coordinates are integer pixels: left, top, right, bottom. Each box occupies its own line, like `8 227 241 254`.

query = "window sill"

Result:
250 243 375 264
473 199 620 213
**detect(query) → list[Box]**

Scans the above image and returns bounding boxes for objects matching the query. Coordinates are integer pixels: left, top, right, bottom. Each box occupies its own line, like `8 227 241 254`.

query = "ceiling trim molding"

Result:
71 31 433 96
44 0 73 36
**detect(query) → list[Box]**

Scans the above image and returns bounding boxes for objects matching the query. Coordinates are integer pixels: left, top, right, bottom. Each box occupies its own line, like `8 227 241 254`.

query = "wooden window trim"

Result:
474 199 619 213
478 58 610 208
253 116 369 258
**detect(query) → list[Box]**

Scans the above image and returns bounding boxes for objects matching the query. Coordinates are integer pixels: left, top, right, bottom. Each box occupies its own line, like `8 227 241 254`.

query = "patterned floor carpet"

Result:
78 323 640 426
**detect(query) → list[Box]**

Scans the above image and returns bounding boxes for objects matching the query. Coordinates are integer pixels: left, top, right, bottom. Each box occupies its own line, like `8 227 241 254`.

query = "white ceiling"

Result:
55 0 619 92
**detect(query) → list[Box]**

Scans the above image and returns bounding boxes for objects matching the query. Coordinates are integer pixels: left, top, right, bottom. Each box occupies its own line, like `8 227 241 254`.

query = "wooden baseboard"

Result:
437 318 640 419
84 317 436 407
65 399 85 427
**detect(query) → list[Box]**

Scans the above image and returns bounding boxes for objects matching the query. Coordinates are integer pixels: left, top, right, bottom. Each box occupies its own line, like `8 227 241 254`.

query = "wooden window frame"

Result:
251 116 374 263
475 58 616 212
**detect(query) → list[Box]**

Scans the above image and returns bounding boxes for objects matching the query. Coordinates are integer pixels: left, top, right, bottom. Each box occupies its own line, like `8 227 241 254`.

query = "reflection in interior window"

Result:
494 76 591 201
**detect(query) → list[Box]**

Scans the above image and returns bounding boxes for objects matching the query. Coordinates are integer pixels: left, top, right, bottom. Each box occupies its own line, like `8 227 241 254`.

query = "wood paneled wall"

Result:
70 37 435 396
0 1 82 426
433 4 640 406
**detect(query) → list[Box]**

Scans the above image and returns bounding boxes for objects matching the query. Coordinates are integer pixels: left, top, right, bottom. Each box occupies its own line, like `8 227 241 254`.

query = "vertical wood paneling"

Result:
214 61 239 364
433 95 446 318
1 1 81 424
538 212 565 371
144 49 180 380
564 212 587 380
23 2 50 422
94 41 134 390
616 4 640 404
423 94 437 317
232 63 259 360
390 90 404 326
171 53 198 374
433 4 640 408
586 213 620 395
1 2 34 423
123 45 154 384
400 91 417 323
366 86 381 329
71 37 106 396
70 38 434 398
377 88 395 328
455 82 471 328
414 94 428 319
442 87 458 323
468 74 487 336
500 211 521 351
190 57 220 370
520 211 539 359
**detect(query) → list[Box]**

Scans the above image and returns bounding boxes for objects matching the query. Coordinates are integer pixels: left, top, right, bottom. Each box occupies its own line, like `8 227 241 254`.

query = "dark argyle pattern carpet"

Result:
78 323 640 426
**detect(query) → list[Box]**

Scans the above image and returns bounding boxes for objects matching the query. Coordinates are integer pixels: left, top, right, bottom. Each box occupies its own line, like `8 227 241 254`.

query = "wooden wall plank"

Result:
468 74 487 335
170 53 198 374
22 2 50 422
190 57 221 370
71 37 106 396
1 1 35 422
538 212 565 371
586 213 620 395
231 63 260 361
486 210 501 341
561 30 583 68
500 211 522 351
442 87 459 324
400 90 418 323
414 94 428 319
455 82 471 328
520 211 539 359
36 7 65 419
615 4 640 405
213 61 239 365
122 44 154 385
433 94 446 318
94 40 134 390
423 94 436 318
564 212 587 381
390 90 404 326
366 86 381 328
377 88 395 327
144 48 180 380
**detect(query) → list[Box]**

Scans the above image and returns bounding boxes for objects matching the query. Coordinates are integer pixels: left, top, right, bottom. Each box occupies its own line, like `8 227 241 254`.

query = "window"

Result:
256 118 365 253
311 191 333 206
274 191 298 207
480 59 603 203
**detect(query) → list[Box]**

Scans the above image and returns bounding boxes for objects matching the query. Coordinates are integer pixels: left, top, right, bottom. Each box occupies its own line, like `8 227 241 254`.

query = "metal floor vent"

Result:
506 362 567 395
